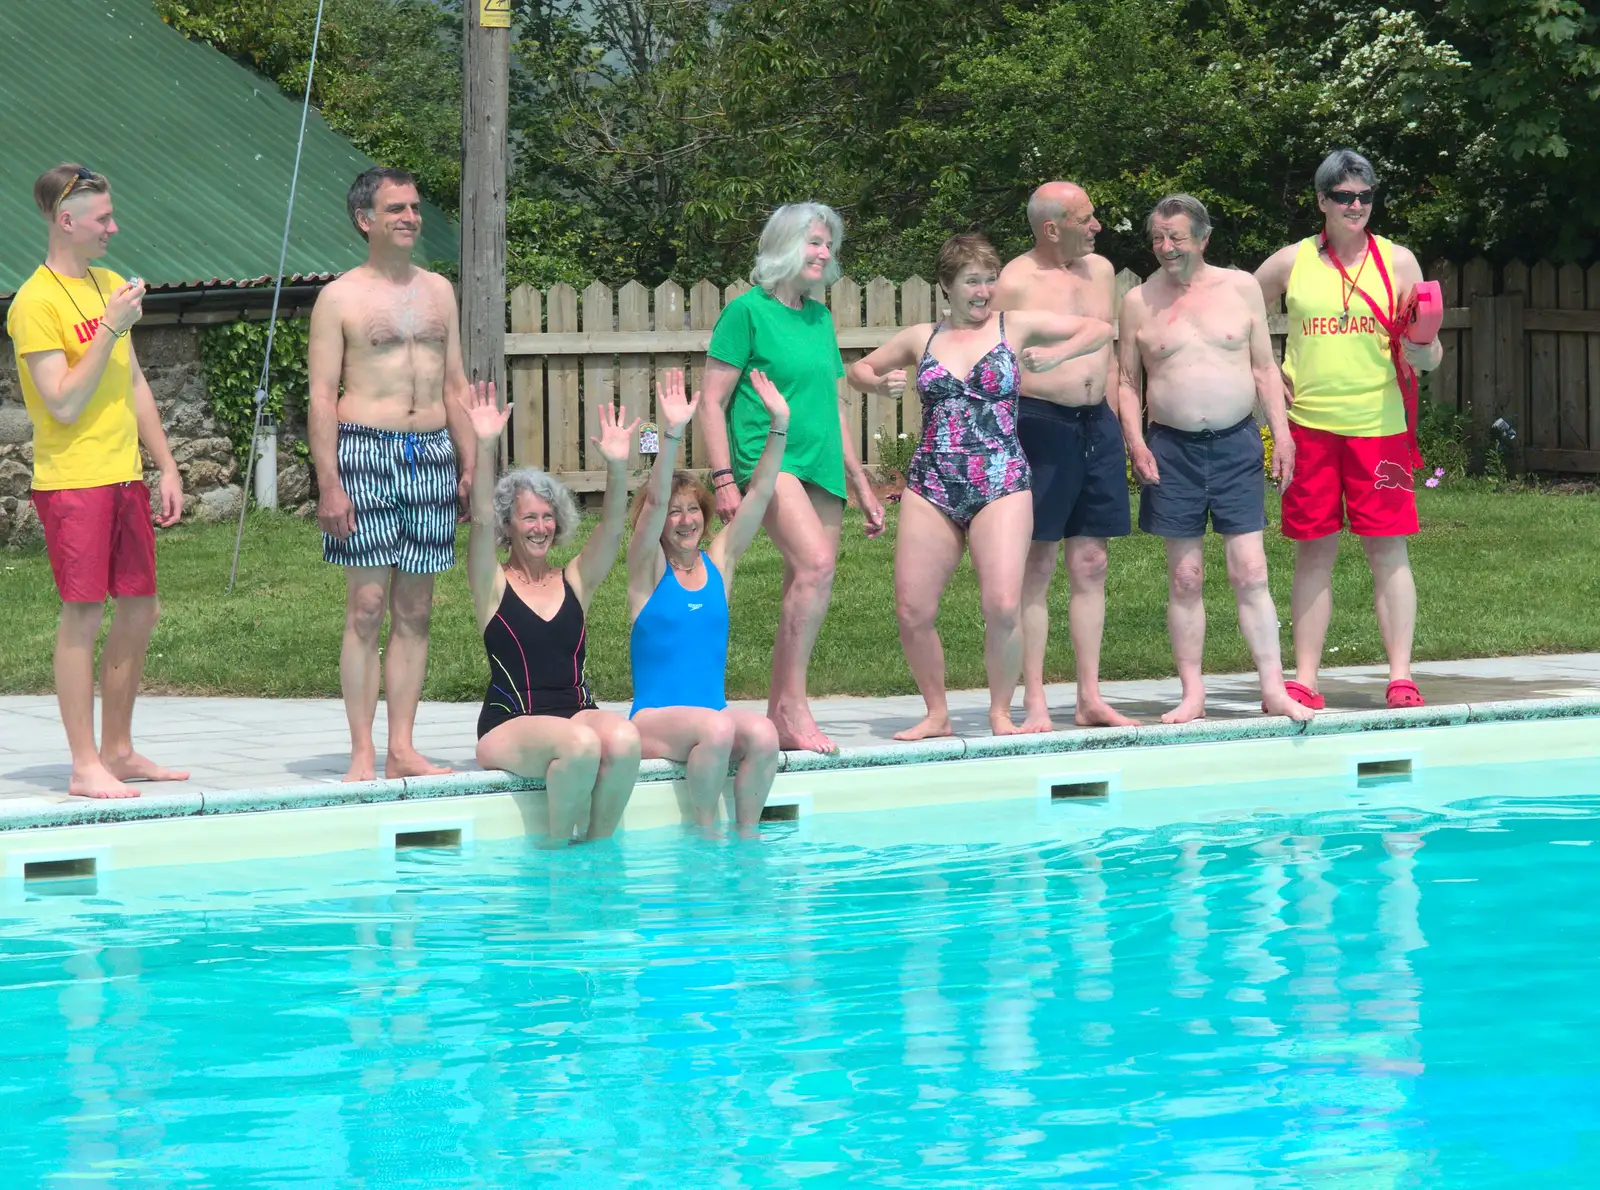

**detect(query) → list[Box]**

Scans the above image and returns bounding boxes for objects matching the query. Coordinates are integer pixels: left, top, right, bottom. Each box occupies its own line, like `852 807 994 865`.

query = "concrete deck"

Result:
4 653 1600 810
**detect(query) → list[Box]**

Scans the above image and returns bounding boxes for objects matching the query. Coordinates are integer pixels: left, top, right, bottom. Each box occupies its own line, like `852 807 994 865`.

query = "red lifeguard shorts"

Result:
1280 423 1419 540
31 481 158 603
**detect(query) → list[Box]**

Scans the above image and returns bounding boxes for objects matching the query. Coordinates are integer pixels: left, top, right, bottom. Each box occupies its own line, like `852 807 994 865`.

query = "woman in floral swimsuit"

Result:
849 234 1112 740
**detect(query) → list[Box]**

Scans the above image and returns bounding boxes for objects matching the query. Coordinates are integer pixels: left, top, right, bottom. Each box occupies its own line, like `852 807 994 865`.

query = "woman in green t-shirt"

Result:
696 203 883 755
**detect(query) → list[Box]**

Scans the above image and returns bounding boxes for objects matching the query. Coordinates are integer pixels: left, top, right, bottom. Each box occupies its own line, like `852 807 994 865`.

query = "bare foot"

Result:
1019 701 1055 733
102 751 190 783
1160 694 1207 725
988 711 1022 736
1075 699 1141 728
385 749 452 779
343 753 378 783
69 761 140 799
1263 689 1316 722
895 715 954 741
771 705 838 754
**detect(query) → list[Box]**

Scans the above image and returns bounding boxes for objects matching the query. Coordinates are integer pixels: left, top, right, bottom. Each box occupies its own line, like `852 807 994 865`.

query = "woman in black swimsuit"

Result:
457 380 643 843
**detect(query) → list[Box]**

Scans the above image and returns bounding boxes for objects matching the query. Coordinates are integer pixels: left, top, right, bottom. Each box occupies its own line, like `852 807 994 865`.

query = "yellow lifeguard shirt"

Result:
1283 236 1405 438
5 265 142 490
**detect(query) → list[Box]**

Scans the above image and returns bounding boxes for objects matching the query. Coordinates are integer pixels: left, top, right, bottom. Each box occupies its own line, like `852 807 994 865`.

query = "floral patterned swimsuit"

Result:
906 313 1032 527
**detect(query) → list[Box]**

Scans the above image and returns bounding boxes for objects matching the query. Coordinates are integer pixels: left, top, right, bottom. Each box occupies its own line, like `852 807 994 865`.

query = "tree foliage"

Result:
155 0 1600 283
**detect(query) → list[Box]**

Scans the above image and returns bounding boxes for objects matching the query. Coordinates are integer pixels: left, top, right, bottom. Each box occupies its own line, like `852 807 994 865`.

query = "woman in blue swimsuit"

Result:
848 234 1112 740
626 369 790 833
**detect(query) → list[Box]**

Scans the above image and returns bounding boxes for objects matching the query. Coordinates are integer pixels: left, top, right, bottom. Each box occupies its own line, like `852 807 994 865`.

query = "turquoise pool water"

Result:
3 769 1599 1187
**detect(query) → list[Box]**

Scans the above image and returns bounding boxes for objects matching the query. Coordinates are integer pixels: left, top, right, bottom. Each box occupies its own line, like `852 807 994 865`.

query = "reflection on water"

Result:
3 797 1599 1188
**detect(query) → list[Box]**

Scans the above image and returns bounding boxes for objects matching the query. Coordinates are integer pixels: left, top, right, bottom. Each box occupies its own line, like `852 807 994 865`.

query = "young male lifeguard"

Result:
6 164 187 798
308 167 476 781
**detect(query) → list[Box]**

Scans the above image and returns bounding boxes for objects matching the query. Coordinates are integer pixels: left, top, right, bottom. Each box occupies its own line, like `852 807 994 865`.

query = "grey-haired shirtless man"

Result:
308 167 476 781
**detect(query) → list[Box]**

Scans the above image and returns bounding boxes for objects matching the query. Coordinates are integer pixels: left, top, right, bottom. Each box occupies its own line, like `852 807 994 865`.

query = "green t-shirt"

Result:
707 286 847 500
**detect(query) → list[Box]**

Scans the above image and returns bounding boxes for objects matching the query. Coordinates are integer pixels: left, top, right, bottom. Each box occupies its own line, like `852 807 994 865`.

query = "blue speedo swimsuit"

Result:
629 551 730 715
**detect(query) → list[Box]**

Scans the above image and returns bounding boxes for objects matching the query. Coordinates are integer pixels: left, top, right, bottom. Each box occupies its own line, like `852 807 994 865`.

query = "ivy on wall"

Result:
198 319 313 466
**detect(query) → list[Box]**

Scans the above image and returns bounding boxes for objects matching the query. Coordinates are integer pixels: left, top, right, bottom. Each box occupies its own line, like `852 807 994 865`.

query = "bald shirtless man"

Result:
994 182 1135 730
309 167 476 781
1117 195 1308 724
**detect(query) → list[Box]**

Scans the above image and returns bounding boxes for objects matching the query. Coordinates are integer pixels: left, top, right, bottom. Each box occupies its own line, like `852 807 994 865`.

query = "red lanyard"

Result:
1320 230 1394 330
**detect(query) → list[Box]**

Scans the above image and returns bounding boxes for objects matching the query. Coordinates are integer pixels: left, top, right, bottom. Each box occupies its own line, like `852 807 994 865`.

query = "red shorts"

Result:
31 482 158 602
1280 423 1419 540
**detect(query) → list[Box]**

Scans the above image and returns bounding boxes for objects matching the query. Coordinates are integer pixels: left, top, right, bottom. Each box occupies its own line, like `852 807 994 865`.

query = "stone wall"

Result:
0 323 312 548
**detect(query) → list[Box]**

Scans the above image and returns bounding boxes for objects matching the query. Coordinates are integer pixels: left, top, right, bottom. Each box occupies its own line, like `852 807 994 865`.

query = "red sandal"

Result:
1263 679 1325 714
1386 679 1425 708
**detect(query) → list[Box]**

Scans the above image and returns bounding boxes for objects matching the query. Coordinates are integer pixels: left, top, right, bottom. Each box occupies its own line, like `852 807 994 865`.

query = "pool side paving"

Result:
3 652 1600 829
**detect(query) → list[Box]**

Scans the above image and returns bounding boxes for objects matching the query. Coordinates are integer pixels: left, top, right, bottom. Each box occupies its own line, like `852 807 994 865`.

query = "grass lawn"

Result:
2 483 1597 701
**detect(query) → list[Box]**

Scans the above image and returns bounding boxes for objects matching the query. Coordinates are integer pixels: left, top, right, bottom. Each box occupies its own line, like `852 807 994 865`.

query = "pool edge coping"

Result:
5 695 1598 833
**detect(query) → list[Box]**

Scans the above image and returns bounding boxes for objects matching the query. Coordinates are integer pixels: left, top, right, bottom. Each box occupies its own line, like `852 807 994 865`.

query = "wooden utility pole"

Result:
461 0 511 399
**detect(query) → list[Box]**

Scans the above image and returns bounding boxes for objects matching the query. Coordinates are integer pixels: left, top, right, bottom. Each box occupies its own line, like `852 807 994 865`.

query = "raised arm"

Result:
711 370 792 575
437 273 478 517
696 359 743 525
307 287 354 540
568 403 641 607
1238 274 1294 491
1115 293 1158 485
19 279 146 426
626 370 698 615
845 324 922 399
454 381 509 631
1010 310 1114 374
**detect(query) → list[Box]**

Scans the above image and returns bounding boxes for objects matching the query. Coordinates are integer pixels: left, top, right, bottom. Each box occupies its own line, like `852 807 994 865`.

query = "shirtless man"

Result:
309 167 476 781
1117 194 1308 724
994 182 1135 730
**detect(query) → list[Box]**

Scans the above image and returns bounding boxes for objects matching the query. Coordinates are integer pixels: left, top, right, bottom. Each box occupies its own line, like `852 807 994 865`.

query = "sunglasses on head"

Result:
1326 187 1375 208
57 166 98 209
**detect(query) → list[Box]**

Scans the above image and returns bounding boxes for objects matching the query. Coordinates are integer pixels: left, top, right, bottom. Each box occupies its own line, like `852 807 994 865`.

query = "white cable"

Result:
229 0 327 592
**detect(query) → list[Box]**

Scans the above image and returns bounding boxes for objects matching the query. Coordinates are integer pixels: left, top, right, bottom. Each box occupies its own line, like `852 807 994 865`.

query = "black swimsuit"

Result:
477 574 597 739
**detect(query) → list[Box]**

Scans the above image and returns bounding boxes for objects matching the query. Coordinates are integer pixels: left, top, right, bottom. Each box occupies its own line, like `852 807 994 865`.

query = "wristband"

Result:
664 432 683 442
711 468 734 480
768 427 788 436
714 477 737 489
102 322 128 340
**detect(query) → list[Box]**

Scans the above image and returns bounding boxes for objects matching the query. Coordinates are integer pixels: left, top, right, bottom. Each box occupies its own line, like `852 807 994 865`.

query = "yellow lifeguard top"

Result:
1283 235 1405 438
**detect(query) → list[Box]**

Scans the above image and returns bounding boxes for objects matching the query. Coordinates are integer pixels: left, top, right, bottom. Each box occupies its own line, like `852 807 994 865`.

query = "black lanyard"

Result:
44 266 108 328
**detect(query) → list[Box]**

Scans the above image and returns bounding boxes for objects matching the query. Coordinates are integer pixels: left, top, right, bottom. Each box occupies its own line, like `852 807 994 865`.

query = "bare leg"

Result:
1362 535 1416 682
762 476 843 753
340 566 392 782
892 491 964 741
477 715 602 842
1225 532 1312 722
1162 538 1208 724
965 491 1032 735
1019 540 1060 732
725 709 780 833
55 600 136 798
1290 535 1340 691
383 571 448 778
634 706 738 829
98 595 189 782
1064 536 1139 727
573 709 642 839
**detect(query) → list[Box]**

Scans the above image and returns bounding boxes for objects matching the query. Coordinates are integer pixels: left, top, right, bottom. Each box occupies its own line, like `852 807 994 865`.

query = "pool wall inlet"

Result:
2 697 1598 875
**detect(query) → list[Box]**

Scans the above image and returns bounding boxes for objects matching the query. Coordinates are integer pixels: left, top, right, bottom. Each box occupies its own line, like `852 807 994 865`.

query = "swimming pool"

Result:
4 754 1598 1187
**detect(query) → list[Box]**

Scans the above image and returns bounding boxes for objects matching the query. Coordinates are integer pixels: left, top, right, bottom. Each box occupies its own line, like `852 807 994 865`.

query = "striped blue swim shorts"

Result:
323 423 458 574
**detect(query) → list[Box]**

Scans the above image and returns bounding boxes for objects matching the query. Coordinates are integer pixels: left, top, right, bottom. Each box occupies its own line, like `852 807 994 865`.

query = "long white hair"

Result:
750 202 845 299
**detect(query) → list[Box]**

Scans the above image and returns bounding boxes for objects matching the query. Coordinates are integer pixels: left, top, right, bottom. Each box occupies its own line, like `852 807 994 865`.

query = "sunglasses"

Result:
56 166 98 209
1325 188 1376 208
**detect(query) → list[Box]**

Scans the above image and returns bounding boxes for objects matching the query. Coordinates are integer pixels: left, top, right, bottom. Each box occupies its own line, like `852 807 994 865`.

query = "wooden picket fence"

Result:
503 260 1600 486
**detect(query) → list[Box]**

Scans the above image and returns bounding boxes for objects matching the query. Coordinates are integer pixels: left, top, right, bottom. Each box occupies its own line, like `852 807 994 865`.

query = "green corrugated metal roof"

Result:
0 0 457 297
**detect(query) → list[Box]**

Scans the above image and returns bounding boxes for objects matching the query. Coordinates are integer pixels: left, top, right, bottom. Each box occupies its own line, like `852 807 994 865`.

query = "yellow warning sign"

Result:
479 0 511 28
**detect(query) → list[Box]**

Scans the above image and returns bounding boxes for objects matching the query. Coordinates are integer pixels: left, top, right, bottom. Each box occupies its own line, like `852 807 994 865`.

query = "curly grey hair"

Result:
1145 193 1212 242
1314 149 1379 196
493 467 579 548
750 202 845 298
